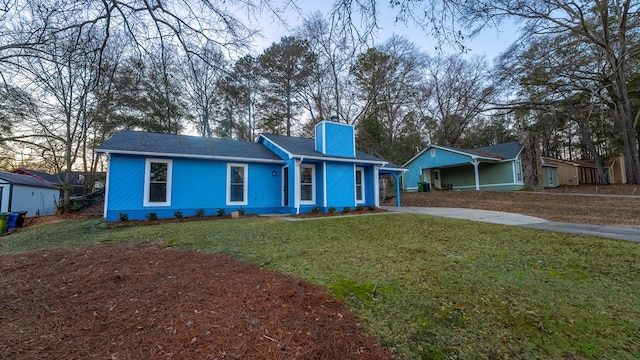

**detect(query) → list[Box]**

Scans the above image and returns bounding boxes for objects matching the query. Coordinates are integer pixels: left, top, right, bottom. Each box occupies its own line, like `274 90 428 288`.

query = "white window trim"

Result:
355 167 365 204
322 162 327 208
299 163 316 205
227 163 248 206
514 160 523 183
281 165 289 207
144 158 172 207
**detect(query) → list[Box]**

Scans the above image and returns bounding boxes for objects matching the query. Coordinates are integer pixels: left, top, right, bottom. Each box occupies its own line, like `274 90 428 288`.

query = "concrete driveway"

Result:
382 206 640 242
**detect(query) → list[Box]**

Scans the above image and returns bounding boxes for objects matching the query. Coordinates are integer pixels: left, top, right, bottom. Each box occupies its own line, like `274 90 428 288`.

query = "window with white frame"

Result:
515 160 523 182
144 159 172 206
300 164 315 203
355 167 365 203
227 163 248 205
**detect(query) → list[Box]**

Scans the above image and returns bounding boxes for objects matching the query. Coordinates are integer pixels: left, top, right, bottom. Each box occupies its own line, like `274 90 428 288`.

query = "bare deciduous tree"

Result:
338 0 640 182
181 42 228 138
426 55 495 147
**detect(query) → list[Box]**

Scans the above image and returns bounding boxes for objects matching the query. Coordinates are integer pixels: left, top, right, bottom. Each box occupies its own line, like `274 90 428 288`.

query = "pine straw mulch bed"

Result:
0 244 394 360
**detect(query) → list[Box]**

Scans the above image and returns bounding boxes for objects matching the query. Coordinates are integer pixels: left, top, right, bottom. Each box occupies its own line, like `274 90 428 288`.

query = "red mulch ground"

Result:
0 244 394 359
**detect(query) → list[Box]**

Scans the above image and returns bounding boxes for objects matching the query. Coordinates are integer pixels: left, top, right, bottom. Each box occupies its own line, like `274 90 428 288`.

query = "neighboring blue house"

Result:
96 121 405 221
403 141 558 191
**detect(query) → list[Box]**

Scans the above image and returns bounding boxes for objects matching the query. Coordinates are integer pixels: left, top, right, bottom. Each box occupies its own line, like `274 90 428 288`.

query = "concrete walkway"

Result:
382 206 640 242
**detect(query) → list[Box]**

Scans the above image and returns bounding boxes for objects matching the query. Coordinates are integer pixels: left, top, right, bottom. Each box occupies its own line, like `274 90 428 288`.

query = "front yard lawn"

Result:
3 214 640 359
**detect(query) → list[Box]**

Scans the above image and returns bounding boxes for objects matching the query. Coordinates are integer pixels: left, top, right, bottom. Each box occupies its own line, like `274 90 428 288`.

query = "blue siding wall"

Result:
106 155 284 221
315 125 324 153
363 166 376 206
316 121 355 157
106 156 146 217
315 162 325 207
404 147 473 190
325 162 355 209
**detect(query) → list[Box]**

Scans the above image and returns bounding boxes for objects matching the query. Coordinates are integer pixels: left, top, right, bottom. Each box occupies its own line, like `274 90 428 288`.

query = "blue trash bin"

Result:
7 212 18 229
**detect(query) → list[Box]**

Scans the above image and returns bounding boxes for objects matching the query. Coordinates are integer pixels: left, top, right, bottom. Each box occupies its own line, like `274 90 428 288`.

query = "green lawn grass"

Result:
3 214 640 359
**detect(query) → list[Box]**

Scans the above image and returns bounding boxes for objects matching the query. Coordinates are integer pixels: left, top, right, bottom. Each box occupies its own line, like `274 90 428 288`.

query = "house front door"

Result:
282 166 289 206
433 169 441 189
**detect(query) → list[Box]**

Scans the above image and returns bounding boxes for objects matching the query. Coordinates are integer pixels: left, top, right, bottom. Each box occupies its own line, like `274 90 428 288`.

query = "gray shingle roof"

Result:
476 141 523 160
436 145 495 158
0 172 58 188
96 130 283 162
433 142 523 160
260 134 388 164
380 162 407 172
12 168 60 184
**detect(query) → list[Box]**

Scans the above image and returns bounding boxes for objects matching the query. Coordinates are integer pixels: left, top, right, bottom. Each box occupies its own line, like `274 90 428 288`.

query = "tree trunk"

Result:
518 131 543 190
616 99 640 184
286 91 291 136
602 19 640 184
576 119 609 185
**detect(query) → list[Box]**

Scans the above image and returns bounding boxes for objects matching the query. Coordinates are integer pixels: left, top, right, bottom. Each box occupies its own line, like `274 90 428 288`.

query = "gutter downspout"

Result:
472 159 480 190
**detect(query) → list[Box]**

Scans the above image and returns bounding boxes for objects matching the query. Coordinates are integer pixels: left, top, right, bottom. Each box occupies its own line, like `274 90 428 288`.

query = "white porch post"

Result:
374 166 380 207
472 159 480 190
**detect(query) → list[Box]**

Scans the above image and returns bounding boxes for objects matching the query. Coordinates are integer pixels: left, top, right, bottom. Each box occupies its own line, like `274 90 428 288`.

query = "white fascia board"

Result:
293 154 386 166
316 120 356 129
403 144 500 167
257 134 294 159
381 166 408 172
96 149 284 164
513 146 524 160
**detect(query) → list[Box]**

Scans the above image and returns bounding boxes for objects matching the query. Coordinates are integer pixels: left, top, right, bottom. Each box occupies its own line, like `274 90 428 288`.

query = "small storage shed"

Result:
0 172 60 216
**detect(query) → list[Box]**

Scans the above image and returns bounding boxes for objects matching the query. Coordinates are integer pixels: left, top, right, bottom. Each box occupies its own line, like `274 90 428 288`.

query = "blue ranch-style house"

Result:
96 121 405 221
